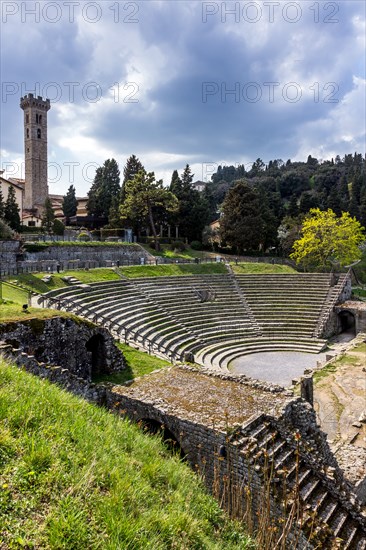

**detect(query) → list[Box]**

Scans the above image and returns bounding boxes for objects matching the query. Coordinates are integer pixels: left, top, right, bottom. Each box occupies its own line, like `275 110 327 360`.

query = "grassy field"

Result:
94 343 171 384
0 359 253 549
352 287 366 300
141 243 208 260
2 269 121 295
119 263 227 278
0 300 84 324
313 341 366 383
231 263 296 274
1 282 29 304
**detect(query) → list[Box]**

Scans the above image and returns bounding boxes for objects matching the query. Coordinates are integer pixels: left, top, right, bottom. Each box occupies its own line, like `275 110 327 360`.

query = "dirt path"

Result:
313 340 366 484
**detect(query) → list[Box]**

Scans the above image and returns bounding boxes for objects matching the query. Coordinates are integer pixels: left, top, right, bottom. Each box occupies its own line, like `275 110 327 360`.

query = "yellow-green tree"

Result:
290 208 365 269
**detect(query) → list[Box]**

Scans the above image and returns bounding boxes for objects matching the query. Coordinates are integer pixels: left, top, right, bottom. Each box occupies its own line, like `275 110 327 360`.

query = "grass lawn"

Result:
1 283 29 304
94 343 171 384
313 341 366 383
141 243 208 260
352 287 366 300
0 358 253 549
3 269 122 295
0 301 82 324
231 262 296 274
119 263 227 278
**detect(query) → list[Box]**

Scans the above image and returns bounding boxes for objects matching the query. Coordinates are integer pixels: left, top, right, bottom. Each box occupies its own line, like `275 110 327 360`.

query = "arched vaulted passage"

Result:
139 418 186 459
338 310 356 336
85 334 106 377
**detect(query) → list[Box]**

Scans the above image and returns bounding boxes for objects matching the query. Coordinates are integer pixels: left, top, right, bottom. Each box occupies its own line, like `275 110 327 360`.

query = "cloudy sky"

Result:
1 0 365 196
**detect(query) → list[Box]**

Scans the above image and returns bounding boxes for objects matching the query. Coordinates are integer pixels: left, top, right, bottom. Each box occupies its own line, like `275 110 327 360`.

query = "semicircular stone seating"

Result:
41 272 347 370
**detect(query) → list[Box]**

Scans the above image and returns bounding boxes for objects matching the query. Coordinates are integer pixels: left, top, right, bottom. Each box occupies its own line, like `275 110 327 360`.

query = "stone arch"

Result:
139 418 186 458
85 333 106 377
338 310 356 336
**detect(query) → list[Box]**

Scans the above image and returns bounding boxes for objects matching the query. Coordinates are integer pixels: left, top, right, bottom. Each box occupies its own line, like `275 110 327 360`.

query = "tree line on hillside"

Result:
84 156 210 247
82 152 365 254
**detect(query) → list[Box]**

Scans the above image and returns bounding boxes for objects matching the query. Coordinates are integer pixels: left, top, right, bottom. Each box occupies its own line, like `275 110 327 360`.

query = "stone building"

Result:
20 93 51 215
0 95 87 227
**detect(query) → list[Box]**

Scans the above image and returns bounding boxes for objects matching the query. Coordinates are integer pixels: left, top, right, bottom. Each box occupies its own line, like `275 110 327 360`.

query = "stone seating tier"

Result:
42 272 340 369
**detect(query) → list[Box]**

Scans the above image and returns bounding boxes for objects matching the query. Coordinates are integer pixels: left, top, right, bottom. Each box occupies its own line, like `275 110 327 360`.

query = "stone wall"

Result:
0 240 21 272
0 316 125 381
23 244 149 265
0 242 151 274
1 345 365 548
322 273 354 338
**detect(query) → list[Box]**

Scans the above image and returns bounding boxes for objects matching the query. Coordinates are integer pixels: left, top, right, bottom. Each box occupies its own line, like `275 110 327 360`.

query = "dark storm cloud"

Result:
1 1 365 191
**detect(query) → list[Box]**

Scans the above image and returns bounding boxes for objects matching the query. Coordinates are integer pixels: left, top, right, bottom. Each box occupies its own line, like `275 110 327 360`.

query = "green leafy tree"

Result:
62 185 78 219
287 194 299 217
4 185 20 231
169 169 182 195
277 215 304 256
290 208 365 269
121 154 144 203
53 218 65 236
168 165 209 242
42 197 55 233
360 185 366 229
220 180 266 252
87 159 120 220
123 155 144 185
0 218 14 239
120 170 178 249
299 191 320 214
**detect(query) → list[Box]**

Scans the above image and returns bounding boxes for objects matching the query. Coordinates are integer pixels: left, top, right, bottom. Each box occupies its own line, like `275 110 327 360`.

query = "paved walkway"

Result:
229 350 328 387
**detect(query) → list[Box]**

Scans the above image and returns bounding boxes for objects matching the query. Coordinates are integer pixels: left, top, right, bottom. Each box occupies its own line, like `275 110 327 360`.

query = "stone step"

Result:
342 526 359 549
300 479 320 502
330 510 348 538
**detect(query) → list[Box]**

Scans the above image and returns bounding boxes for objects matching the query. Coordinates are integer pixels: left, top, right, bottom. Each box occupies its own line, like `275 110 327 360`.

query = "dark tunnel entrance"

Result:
139 419 186 459
86 334 106 377
338 310 356 336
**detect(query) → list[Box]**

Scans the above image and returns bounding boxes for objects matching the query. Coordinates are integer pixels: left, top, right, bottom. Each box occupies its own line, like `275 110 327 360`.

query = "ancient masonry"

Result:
1 316 366 548
20 93 51 214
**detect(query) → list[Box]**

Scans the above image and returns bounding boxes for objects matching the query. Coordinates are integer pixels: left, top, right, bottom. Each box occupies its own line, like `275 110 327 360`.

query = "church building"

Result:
0 94 87 228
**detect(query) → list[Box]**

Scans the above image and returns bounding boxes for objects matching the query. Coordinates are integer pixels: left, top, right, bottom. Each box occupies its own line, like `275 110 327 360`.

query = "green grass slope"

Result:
120 263 227 278
231 263 296 274
0 359 253 549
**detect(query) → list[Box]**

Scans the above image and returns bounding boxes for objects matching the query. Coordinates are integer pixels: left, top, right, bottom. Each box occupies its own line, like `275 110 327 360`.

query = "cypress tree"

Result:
62 185 78 219
4 185 21 231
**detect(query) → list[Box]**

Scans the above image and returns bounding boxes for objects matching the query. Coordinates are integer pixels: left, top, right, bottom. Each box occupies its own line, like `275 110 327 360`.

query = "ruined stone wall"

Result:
0 317 124 381
2 344 366 547
321 273 354 338
0 344 311 546
0 240 20 272
23 244 149 265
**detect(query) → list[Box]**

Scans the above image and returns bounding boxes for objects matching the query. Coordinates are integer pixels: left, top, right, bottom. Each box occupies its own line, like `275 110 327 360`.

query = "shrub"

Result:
101 228 125 240
190 240 202 250
78 231 90 241
0 219 14 240
170 240 186 252
53 219 65 236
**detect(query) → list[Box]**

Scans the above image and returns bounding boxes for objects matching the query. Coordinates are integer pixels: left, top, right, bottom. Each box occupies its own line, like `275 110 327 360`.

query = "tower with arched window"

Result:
20 93 51 213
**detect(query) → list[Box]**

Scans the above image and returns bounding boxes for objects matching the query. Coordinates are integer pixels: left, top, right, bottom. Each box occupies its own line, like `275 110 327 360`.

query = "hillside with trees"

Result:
76 152 365 267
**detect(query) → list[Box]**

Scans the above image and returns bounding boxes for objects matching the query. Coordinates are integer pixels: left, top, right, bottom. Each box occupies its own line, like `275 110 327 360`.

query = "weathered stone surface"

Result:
0 316 124 381
24 244 149 264
1 345 365 547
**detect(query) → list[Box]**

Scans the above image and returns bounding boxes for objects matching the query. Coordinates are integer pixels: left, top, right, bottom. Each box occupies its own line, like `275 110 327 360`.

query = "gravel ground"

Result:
230 351 328 387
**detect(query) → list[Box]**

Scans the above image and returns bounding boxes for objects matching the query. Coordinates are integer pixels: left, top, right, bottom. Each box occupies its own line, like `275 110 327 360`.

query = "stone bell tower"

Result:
20 93 51 214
